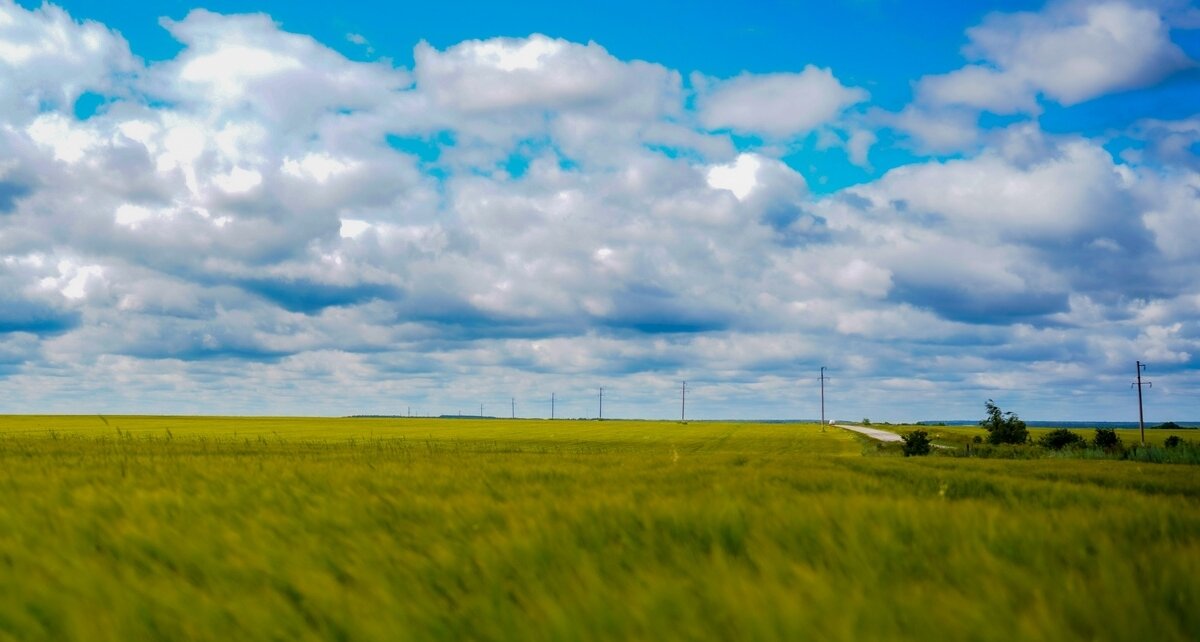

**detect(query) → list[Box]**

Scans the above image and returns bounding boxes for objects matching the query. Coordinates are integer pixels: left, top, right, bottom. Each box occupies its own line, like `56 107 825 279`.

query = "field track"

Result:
835 423 904 442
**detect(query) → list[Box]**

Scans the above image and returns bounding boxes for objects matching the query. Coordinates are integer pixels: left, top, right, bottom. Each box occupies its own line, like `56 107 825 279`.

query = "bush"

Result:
980 400 1028 445
862 418 871 425
1039 428 1086 451
902 430 932 457
1164 435 1184 449
1093 428 1122 451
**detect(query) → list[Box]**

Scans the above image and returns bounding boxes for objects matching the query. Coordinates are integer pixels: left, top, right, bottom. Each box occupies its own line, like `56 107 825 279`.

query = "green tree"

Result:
902 430 932 456
980 400 1028 445
1038 428 1085 450
1092 428 1122 451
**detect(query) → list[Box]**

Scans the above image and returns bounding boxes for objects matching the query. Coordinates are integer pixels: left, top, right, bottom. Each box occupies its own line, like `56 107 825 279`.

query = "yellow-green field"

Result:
0 416 1196 641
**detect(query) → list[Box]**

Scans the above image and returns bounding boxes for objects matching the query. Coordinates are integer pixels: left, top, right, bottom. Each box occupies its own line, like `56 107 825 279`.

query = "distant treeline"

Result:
917 420 1198 429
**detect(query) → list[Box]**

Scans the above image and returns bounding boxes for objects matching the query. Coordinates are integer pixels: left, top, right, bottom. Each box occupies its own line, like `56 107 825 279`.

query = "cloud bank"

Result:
0 0 1196 420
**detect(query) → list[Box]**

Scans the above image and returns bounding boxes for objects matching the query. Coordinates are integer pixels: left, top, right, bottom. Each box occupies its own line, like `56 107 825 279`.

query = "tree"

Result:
902 430 932 456
1092 428 1122 451
980 400 1028 445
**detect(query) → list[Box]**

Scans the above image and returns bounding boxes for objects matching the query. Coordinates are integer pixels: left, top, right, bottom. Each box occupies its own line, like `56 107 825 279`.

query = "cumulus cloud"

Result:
0 2 1197 420
0 0 136 120
695 66 868 137
918 1 1192 112
885 106 982 154
894 1 1195 153
415 35 679 118
812 127 1177 324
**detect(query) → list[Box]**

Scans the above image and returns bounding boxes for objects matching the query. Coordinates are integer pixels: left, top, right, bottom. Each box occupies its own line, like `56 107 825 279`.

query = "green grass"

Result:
0 416 1196 641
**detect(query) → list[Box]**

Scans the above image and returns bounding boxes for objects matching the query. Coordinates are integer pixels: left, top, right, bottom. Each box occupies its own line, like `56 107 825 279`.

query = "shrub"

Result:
972 435 982 444
862 418 871 425
980 400 1028 445
902 430 932 457
1093 428 1122 451
1039 428 1086 451
1164 435 1184 449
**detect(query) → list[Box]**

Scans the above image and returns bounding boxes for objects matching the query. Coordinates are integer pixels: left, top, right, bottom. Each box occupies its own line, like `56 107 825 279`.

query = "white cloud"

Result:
918 1 1191 112
696 66 867 137
1140 169 1200 260
0 2 1197 420
706 153 763 200
916 65 1038 114
867 136 1132 242
414 34 680 118
831 259 893 299
0 0 135 120
886 106 981 153
339 218 371 239
282 153 358 183
149 9 411 125
845 129 877 168
25 113 101 163
212 166 263 194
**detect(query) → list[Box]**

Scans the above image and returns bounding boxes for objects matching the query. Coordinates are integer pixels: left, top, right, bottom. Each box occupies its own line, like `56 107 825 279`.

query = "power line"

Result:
1132 361 1152 445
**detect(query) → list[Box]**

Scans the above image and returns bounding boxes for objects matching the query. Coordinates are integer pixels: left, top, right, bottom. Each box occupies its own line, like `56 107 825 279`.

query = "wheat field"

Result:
0 416 1195 641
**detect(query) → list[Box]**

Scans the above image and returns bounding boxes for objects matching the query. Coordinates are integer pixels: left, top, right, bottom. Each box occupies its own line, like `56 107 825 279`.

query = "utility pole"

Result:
551 392 555 420
681 381 687 422
1132 361 1152 445
511 397 515 419
819 367 828 432
480 403 484 418
599 387 604 420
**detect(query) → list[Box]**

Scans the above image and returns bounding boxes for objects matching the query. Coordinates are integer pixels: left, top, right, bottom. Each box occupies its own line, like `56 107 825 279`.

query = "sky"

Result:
0 0 1198 421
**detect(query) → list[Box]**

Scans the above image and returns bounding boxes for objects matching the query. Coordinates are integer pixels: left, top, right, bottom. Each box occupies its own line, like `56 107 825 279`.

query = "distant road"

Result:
834 424 903 443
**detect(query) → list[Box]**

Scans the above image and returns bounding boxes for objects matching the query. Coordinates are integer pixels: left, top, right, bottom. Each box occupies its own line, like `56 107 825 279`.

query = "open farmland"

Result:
0 416 1196 641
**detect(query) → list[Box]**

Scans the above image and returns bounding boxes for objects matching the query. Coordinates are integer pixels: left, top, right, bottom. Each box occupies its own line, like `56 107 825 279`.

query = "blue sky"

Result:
0 0 1198 421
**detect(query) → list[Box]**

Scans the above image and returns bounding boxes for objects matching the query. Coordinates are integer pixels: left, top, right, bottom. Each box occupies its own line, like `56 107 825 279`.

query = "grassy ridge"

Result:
0 417 1196 641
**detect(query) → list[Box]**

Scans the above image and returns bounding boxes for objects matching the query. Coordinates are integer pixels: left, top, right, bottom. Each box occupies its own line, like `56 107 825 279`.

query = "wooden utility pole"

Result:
819 367 828 432
1133 361 1151 445
681 381 687 421
599 387 604 420
551 392 555 420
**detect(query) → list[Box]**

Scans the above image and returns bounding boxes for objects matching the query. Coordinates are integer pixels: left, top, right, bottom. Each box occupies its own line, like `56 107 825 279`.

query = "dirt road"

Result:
834 423 903 443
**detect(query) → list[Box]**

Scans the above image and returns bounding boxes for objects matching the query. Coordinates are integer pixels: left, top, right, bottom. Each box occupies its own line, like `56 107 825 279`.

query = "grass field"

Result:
0 416 1197 641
